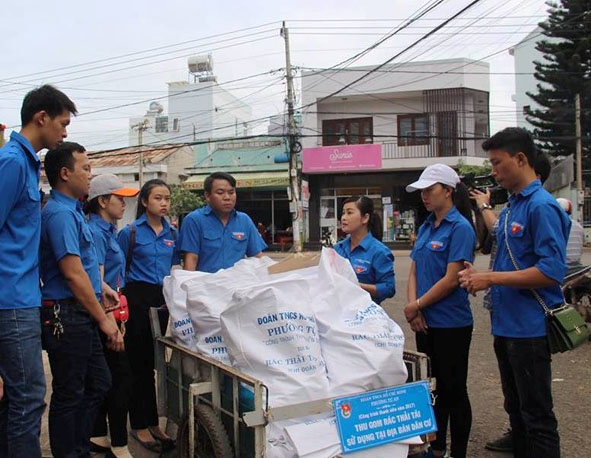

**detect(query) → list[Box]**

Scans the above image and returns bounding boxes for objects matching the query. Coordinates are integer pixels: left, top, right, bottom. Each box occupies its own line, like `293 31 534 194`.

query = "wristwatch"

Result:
479 202 493 212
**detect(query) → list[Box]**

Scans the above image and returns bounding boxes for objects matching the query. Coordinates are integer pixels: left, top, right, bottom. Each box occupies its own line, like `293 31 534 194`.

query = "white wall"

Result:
510 27 558 129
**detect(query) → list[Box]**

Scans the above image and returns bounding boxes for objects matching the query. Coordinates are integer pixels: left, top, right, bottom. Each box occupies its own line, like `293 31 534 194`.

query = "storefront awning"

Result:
183 171 289 190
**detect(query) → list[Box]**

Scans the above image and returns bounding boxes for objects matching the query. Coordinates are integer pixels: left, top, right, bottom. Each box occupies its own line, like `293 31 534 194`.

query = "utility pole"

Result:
132 119 149 187
281 21 302 252
575 93 583 221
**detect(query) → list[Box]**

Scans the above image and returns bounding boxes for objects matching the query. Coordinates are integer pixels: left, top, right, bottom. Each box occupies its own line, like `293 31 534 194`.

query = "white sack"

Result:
221 278 329 407
163 269 207 350
182 256 275 365
312 248 407 396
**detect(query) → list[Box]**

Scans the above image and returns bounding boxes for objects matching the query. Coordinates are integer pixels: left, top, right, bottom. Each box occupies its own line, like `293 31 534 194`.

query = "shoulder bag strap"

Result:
503 207 553 315
125 224 136 276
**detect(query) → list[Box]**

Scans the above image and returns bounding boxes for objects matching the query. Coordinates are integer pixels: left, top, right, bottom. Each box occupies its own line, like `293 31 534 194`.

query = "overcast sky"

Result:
1 0 548 150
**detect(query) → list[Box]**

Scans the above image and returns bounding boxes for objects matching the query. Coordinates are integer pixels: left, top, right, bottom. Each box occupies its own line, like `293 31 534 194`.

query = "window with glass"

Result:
322 118 373 146
397 114 429 146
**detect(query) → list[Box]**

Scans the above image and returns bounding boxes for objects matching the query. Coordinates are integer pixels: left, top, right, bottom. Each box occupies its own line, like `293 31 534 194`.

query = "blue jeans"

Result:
494 336 560 458
42 304 111 458
0 307 46 458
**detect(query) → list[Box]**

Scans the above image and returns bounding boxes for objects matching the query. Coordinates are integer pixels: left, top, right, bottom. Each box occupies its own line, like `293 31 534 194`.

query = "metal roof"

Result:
86 144 193 168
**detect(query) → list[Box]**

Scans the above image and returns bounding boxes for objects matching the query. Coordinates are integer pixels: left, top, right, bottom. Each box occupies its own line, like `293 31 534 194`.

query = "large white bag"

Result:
220 277 330 407
163 268 207 350
311 248 407 396
182 256 275 365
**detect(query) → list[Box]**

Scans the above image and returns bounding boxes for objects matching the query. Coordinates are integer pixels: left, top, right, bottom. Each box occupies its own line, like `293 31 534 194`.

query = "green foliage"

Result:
169 184 204 218
456 159 491 177
526 0 591 157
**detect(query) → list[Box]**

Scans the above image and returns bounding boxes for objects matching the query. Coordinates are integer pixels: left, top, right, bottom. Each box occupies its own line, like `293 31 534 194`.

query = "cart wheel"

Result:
178 404 233 458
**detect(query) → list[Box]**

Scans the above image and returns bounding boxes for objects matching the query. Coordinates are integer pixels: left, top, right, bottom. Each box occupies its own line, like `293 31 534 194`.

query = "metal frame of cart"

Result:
150 309 434 457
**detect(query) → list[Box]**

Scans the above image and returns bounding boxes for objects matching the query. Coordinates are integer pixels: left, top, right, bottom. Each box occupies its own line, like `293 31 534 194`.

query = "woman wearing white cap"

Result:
85 174 139 458
403 163 476 458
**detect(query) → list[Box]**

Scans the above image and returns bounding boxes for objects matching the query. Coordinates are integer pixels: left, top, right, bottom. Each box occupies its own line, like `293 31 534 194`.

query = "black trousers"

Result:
92 325 132 446
122 282 168 430
416 325 473 458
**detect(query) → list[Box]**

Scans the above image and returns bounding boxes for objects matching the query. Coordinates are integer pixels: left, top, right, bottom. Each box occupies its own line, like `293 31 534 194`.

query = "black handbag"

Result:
503 208 589 353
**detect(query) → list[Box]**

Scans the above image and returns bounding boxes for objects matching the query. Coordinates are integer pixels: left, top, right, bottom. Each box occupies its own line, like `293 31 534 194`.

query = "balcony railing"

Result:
381 140 488 159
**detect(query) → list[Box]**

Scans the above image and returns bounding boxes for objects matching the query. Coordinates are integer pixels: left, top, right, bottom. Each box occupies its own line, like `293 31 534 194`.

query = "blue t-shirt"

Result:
40 190 102 300
179 205 267 273
492 180 571 338
117 214 179 286
410 206 475 328
334 232 395 304
88 214 125 290
0 132 42 309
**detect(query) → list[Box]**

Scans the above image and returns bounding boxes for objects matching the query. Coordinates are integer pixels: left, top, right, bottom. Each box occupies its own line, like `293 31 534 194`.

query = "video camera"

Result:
460 173 508 206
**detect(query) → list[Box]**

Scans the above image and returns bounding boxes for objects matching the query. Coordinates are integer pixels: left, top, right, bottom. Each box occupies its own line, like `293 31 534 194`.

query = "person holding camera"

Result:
459 128 569 458
86 174 139 458
470 152 550 454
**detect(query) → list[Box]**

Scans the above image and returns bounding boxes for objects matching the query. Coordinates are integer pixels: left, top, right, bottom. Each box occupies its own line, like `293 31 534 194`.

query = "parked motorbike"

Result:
562 265 591 323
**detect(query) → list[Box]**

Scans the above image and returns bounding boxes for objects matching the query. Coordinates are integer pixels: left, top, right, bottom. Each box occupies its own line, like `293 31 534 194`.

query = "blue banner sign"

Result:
332 380 437 454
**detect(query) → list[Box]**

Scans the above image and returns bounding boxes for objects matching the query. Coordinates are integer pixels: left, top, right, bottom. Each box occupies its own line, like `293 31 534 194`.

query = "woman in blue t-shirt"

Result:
404 164 476 458
334 195 395 304
117 179 179 453
85 174 139 458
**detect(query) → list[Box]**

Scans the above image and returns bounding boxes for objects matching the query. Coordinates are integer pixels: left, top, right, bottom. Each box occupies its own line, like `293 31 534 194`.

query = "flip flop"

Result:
130 429 162 453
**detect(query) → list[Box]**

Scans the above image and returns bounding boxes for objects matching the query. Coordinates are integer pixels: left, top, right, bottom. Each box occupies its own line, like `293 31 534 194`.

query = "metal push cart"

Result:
150 309 433 458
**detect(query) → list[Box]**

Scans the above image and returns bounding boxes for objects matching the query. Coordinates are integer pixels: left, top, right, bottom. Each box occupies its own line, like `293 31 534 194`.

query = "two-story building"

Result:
300 58 490 244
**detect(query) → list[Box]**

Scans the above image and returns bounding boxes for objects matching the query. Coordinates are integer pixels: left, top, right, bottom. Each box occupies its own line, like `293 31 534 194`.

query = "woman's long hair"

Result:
450 182 477 247
136 179 170 219
342 195 383 241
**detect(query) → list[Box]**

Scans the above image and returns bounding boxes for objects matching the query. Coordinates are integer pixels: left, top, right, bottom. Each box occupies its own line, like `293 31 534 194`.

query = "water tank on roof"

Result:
188 55 214 74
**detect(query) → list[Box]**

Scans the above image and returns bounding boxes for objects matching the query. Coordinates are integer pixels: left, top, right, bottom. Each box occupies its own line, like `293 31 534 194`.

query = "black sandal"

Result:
130 429 162 453
148 426 176 450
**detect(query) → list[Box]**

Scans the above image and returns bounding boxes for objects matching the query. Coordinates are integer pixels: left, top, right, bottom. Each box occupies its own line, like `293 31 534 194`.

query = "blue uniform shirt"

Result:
179 205 267 273
492 180 571 338
40 190 102 300
118 214 179 286
0 132 42 309
334 232 395 304
410 206 475 328
88 214 125 290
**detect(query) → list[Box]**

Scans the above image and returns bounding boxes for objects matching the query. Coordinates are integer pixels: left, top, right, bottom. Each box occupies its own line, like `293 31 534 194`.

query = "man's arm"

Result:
183 252 199 271
58 255 123 351
0 155 25 230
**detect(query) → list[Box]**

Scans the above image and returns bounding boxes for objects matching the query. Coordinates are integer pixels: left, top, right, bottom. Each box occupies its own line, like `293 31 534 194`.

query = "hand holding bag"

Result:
503 208 588 353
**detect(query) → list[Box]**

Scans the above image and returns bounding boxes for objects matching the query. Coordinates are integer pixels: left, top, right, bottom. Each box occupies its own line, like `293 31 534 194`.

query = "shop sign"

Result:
302 144 382 173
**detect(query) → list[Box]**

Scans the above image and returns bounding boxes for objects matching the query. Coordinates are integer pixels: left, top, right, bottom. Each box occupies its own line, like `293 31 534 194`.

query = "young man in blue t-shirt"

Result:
0 85 77 458
180 171 267 273
459 127 570 458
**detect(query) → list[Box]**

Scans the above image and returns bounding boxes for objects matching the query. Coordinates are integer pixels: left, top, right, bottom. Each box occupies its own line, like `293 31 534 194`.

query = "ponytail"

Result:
369 211 383 241
452 182 477 247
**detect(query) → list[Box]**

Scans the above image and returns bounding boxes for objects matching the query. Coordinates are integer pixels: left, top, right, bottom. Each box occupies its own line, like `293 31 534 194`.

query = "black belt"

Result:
42 298 79 307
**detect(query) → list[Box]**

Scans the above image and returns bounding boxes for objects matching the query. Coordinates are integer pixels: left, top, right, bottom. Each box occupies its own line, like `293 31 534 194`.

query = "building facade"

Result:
301 58 490 244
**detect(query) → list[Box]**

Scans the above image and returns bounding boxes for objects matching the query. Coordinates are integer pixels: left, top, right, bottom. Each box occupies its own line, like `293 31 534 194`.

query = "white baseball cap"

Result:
406 164 460 192
88 174 139 201
556 197 572 215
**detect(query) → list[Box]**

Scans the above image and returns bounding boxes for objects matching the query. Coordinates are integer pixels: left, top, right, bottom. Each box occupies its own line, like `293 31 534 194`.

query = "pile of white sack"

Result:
163 248 410 458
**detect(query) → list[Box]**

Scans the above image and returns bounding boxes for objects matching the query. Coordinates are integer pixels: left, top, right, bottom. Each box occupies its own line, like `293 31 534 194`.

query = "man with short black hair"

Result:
459 127 569 458
41 142 124 458
0 84 77 458
180 171 267 272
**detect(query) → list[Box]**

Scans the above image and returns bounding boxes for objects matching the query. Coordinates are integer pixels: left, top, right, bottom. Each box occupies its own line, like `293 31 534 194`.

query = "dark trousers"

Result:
494 336 560 458
41 304 111 458
92 327 132 446
123 282 168 430
416 326 473 458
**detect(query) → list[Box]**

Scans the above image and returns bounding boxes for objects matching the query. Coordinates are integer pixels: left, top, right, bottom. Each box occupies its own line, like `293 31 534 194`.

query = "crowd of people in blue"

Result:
0 85 575 458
